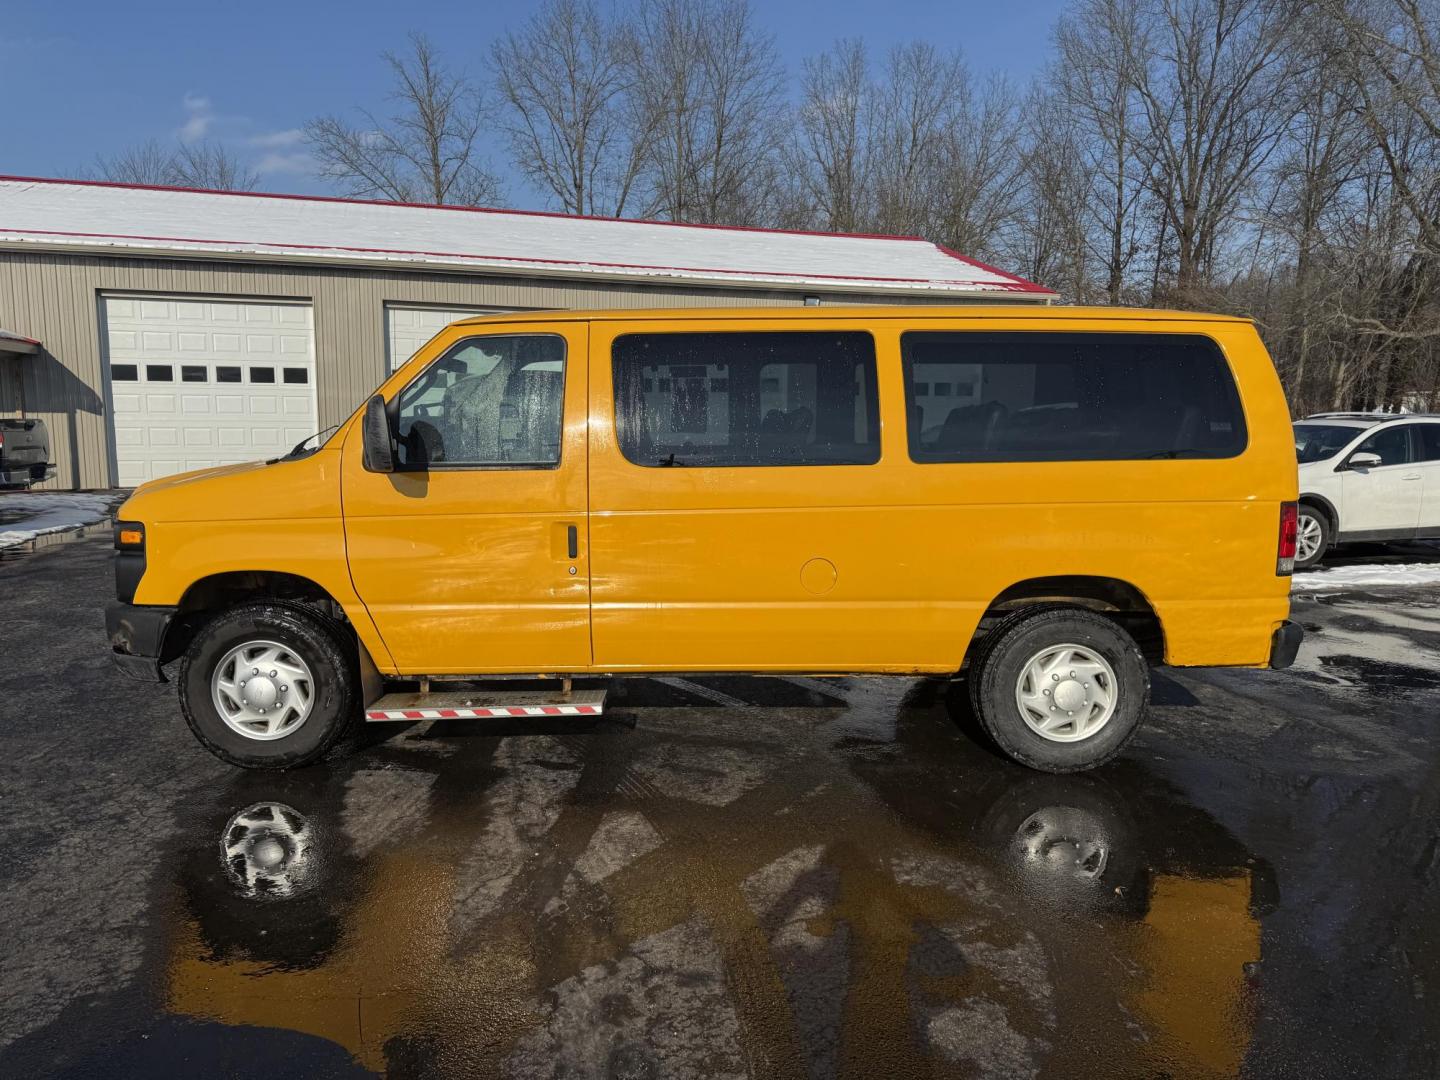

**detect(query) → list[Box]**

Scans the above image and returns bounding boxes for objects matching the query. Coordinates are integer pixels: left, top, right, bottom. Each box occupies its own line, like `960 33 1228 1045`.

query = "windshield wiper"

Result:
1146 448 1210 459
269 424 340 464
657 453 687 467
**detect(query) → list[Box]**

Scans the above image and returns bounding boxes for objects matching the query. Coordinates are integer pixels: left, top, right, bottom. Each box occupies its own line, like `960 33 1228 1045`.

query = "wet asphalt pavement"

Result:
1 533 1438 1079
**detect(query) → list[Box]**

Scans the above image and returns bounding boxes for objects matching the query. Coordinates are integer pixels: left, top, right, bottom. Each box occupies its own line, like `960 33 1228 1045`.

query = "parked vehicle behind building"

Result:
0 418 53 488
105 306 1302 773
1292 412 1440 568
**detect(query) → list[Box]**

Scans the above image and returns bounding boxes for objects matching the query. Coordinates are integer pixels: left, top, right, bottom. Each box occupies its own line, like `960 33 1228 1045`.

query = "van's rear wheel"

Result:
179 602 359 769
969 609 1148 773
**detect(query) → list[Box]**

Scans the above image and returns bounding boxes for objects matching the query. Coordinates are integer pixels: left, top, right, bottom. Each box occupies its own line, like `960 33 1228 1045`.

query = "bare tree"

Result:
1004 83 1094 300
92 138 259 190
789 39 875 232
933 73 1024 259
305 33 503 206
493 0 647 215
1129 0 1295 299
1055 0 1152 303
626 0 787 224
868 43 969 237
170 141 261 191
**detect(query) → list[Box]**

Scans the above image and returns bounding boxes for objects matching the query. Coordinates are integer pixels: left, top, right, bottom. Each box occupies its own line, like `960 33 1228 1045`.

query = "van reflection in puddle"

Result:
160 692 1276 1077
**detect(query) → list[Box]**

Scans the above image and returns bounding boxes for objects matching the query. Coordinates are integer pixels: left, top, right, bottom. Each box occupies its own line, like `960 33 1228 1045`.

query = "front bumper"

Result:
105 601 176 682
1269 620 1304 670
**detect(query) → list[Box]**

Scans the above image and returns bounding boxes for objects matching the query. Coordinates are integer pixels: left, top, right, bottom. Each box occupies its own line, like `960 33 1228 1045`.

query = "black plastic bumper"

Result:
0 462 54 486
105 601 176 682
1269 620 1304 670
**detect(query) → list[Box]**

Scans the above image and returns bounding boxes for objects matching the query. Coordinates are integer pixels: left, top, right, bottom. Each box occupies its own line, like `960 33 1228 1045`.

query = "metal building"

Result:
0 176 1054 489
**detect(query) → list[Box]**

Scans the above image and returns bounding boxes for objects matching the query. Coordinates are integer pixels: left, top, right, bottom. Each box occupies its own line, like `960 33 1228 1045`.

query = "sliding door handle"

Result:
567 524 579 559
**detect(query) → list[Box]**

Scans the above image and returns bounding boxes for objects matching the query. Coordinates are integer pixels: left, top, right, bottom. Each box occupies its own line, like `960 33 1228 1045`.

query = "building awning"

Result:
0 327 39 357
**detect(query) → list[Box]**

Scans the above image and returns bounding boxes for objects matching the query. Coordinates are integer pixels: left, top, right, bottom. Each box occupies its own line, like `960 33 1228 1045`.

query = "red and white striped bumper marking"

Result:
365 704 602 721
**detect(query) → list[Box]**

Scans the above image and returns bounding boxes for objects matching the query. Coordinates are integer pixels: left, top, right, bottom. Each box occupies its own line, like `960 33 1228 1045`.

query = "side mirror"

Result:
362 394 396 473
1346 451 1382 471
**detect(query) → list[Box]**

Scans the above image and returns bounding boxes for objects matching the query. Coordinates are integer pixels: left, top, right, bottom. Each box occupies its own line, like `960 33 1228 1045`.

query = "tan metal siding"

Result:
0 251 1001 489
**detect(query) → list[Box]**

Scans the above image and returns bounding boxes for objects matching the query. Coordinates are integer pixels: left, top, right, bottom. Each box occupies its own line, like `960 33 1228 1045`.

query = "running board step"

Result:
365 689 606 722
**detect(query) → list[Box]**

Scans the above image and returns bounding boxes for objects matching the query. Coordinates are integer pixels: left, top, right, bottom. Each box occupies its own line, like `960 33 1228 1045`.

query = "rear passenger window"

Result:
613 332 879 467
902 332 1247 462
1416 425 1440 462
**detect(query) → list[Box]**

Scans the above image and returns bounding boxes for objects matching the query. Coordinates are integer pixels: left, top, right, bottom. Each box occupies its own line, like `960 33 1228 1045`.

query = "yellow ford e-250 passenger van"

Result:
106 306 1302 773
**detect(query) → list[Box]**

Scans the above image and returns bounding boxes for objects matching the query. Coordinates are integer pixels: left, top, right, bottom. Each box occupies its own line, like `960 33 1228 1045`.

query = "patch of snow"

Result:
1291 563 1440 591
0 492 116 549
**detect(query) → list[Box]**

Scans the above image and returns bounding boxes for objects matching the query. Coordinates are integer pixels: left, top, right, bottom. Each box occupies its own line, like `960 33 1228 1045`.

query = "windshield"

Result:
1294 423 1364 464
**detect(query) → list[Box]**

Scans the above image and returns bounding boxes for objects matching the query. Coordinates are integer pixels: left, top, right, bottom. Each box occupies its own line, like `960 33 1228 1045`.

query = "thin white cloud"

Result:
178 93 213 142
255 150 317 176
246 128 305 149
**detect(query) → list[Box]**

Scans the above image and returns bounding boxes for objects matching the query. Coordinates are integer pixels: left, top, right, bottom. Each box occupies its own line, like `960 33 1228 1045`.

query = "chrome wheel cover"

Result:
211 639 315 741
1015 643 1119 743
1295 512 1324 563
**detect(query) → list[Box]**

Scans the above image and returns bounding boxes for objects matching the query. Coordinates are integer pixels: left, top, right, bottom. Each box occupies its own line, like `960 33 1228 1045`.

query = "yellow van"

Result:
105 306 1302 772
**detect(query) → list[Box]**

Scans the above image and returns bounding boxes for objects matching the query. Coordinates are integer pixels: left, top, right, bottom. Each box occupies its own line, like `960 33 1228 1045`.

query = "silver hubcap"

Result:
211 639 315 741
1015 643 1119 743
1296 513 1323 563
222 801 314 898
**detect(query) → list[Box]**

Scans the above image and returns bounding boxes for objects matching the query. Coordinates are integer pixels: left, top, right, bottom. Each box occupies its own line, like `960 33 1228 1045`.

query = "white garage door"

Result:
386 303 505 371
103 296 317 486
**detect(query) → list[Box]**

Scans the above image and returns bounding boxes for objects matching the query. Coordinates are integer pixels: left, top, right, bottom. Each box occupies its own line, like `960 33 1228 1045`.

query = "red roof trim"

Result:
0 226 1043 291
0 329 41 345
932 243 1051 293
0 174 1054 293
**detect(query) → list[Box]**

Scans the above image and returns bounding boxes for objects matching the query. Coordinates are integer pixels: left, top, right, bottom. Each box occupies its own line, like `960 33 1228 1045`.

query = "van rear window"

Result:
901 332 1247 462
613 332 879 467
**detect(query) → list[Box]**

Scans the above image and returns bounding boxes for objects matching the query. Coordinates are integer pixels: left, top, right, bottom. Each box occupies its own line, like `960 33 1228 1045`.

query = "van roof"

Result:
453 305 1253 326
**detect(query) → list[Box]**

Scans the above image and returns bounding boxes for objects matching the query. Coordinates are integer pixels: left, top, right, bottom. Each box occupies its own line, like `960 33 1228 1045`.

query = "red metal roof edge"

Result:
0 327 41 345
0 174 1054 293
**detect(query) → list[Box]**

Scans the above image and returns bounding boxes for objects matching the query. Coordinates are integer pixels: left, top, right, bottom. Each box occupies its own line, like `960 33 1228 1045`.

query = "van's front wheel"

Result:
179 602 360 769
969 609 1149 773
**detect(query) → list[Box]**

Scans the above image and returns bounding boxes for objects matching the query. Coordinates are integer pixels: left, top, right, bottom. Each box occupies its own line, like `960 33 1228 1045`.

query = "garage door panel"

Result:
104 296 316 485
385 303 508 370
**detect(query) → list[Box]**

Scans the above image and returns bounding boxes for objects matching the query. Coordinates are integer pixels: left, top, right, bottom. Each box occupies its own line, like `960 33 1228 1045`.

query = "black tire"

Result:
1294 504 1332 570
968 607 1149 773
179 601 360 769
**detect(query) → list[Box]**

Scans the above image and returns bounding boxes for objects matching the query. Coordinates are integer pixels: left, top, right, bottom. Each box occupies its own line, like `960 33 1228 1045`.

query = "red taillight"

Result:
1277 501 1298 575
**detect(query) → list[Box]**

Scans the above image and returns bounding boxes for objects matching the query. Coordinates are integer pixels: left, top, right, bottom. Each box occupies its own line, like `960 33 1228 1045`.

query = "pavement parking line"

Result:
653 677 751 708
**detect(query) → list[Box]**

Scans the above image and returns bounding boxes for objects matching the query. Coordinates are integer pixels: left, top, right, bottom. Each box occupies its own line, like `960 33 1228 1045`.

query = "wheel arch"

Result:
1298 493 1338 532
162 571 384 700
971 575 1165 665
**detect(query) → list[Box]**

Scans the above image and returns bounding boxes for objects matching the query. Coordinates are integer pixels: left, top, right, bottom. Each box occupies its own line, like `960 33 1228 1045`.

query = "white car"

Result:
1293 412 1440 568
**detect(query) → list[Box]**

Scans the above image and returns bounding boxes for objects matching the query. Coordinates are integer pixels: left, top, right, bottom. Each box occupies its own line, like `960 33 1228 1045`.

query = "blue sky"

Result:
1 0 1069 209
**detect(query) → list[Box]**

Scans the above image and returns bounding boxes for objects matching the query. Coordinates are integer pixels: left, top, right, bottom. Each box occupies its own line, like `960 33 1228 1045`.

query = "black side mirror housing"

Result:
362 394 396 473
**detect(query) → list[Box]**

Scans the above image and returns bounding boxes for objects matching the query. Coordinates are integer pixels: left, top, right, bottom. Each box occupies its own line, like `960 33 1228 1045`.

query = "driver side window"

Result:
394 335 566 469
